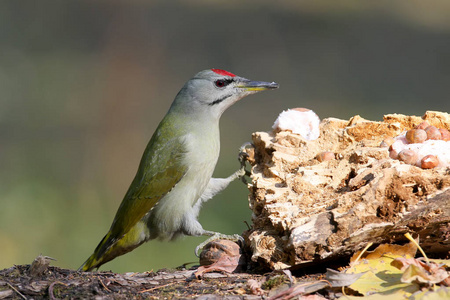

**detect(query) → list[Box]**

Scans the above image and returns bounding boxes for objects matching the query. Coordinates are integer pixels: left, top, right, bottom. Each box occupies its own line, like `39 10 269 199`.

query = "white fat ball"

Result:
272 108 320 140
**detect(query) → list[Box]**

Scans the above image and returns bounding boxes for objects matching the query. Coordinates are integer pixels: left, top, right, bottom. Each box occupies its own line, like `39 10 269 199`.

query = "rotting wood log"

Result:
242 111 450 270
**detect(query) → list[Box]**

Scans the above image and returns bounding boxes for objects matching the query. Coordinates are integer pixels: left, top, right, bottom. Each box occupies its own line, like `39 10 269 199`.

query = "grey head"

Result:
169 69 279 120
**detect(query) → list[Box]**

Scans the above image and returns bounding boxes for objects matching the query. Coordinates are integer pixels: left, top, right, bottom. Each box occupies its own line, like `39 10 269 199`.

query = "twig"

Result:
6 281 27 300
244 221 251 230
351 242 373 265
138 282 175 293
49 281 68 300
97 276 111 292
404 233 428 263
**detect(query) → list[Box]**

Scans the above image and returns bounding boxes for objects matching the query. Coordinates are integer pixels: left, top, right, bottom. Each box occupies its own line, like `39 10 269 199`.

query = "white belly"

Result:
146 131 220 240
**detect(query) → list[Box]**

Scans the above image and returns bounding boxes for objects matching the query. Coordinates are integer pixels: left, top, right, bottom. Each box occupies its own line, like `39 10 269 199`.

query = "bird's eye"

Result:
215 80 226 88
214 79 232 88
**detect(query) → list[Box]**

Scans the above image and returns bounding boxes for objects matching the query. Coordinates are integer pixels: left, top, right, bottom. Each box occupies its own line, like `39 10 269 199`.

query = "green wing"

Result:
112 141 186 237
95 120 188 258
78 115 191 271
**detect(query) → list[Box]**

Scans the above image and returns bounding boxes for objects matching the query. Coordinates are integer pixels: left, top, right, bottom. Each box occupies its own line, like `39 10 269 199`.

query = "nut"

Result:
420 155 439 169
380 137 395 148
416 121 430 130
389 149 399 160
405 129 427 144
398 149 418 165
317 151 335 162
439 128 450 141
424 126 442 140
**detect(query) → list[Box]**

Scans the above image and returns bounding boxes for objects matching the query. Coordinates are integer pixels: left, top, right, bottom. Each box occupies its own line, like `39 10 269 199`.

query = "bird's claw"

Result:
238 151 249 166
238 142 252 165
237 166 250 184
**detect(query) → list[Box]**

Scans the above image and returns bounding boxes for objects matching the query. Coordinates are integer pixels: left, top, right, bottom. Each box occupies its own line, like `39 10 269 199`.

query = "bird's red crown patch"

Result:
211 69 236 77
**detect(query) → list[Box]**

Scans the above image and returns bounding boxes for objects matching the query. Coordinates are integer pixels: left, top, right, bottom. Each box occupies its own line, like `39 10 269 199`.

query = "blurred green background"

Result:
1 0 449 273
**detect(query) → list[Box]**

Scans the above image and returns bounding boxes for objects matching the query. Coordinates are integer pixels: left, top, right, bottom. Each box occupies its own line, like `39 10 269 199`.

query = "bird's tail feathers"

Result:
79 224 147 272
78 231 114 272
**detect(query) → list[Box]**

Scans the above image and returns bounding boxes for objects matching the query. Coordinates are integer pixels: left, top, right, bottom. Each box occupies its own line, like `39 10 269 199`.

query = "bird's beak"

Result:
237 79 279 91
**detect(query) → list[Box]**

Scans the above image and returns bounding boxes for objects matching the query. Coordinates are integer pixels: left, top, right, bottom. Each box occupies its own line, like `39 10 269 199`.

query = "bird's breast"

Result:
146 128 220 239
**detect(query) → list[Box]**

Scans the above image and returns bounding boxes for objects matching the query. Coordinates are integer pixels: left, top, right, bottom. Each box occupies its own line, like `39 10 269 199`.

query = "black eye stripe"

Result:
208 93 232 106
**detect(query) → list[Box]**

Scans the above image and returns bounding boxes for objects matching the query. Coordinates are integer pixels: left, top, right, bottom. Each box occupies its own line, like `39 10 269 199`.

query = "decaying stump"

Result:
243 111 450 270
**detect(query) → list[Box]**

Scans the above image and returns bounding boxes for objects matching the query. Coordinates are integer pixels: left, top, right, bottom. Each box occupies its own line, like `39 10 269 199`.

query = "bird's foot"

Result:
238 142 252 166
195 232 244 257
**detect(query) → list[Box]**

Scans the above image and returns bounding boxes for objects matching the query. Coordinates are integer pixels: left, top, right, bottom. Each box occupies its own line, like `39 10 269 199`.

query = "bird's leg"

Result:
191 175 244 256
180 213 244 257
198 157 248 205
202 142 252 192
195 231 244 257
190 173 245 257
192 144 252 256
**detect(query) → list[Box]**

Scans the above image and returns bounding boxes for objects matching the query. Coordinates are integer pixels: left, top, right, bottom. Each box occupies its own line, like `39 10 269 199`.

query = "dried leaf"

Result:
247 279 264 296
282 269 294 285
350 242 417 265
268 283 305 300
348 248 420 296
29 255 56 277
0 290 13 299
401 264 450 284
325 268 365 287
300 295 328 300
391 257 425 271
391 257 450 285
268 281 329 300
194 254 240 278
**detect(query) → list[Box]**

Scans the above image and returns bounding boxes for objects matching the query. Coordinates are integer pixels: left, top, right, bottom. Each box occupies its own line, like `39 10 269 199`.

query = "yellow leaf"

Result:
347 243 421 296
410 287 450 300
342 289 413 299
350 242 417 265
